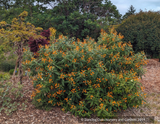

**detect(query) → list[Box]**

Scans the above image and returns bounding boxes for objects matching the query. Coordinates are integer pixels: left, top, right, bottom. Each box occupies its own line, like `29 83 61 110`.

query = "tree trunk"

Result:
12 57 19 83
19 41 23 84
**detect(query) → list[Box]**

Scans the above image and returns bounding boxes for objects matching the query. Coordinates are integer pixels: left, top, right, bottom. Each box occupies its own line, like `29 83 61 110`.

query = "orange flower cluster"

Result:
80 70 85 76
70 105 76 109
48 100 53 104
118 74 123 79
77 38 80 42
79 101 84 106
44 52 49 57
118 33 124 39
80 49 84 53
109 53 113 58
42 58 46 63
135 92 139 97
108 86 113 90
48 58 53 63
122 97 127 102
116 82 120 86
87 80 92 85
57 102 61 106
125 77 130 82
47 93 51 98
88 46 92 51
133 105 139 108
100 103 104 109
60 73 65 79
71 89 76 93
49 78 53 83
65 64 69 67
112 101 116 106
96 78 101 82
75 46 80 51
31 91 36 99
81 55 84 60
92 83 100 88
68 77 74 83
99 61 104 67
140 86 145 92
90 71 94 76
37 72 43 79
64 98 68 102
141 100 146 105
36 84 43 89
37 99 41 102
38 44 43 49
62 52 66 57
112 43 117 49
101 54 106 58
90 95 94 99
52 93 57 98
72 41 76 45
118 42 122 47
23 48 27 52
107 92 113 98
116 101 122 106
86 57 92 63
54 83 60 88
57 89 63 94
59 34 63 39
52 50 57 55
66 72 77 77
72 58 77 63
82 89 87 93
51 85 54 90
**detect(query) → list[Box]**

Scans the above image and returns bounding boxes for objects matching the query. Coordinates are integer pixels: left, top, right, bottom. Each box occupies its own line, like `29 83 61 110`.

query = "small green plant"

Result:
22 27 148 119
9 69 14 75
9 68 19 75
0 81 28 116
0 61 15 72
0 73 10 81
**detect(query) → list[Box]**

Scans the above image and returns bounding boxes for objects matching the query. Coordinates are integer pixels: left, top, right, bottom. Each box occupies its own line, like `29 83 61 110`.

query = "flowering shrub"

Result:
22 27 148 119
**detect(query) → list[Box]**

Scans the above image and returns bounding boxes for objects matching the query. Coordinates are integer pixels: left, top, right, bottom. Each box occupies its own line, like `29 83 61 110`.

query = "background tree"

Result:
122 5 136 20
0 0 15 10
0 0 122 42
47 0 122 42
112 10 160 59
0 11 44 84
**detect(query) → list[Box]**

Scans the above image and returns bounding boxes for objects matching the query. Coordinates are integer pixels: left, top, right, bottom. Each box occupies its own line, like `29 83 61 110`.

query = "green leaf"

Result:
97 109 102 116
53 70 60 75
54 64 62 70
69 84 71 90
108 106 112 112
62 79 64 86
90 101 93 107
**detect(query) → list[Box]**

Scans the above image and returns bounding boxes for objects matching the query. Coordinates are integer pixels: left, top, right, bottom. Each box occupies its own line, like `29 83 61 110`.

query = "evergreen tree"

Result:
122 5 136 20
113 10 160 59
48 0 122 42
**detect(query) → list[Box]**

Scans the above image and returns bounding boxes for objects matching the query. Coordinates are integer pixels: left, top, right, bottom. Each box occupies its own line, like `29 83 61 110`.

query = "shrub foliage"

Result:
22 27 148 119
110 10 160 58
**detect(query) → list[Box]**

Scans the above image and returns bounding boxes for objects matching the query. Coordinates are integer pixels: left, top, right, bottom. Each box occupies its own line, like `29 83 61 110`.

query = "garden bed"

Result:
0 59 160 124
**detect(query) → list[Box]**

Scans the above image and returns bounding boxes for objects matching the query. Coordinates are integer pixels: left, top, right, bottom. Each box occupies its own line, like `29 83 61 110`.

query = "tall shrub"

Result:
109 10 160 59
22 27 148 119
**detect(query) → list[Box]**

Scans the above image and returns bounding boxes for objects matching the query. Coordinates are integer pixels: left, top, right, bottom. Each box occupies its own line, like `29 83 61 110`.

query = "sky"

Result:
41 0 160 17
107 0 160 16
